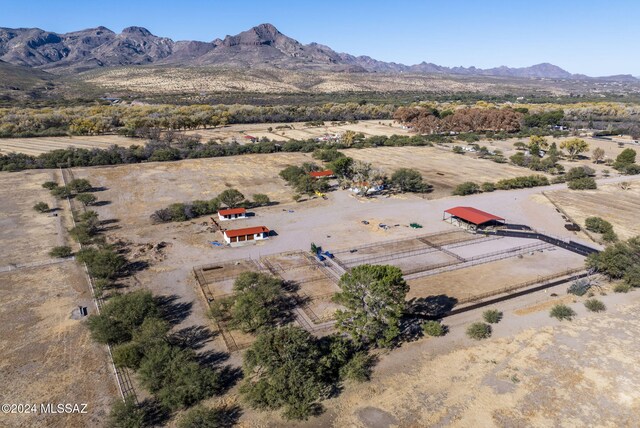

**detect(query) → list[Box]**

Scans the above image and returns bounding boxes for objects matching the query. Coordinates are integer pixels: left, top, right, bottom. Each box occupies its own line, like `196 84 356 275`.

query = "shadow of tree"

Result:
155 294 193 325
212 404 243 428
139 398 171 427
215 365 244 395
406 295 458 319
170 325 217 351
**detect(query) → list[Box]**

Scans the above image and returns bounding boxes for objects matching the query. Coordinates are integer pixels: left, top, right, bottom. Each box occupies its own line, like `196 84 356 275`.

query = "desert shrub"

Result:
466 322 491 340
108 397 144 428
567 177 597 190
252 193 271 206
33 201 50 213
422 320 446 337
585 217 613 234
49 246 73 258
613 283 631 293
482 309 503 324
567 279 591 296
481 182 495 192
339 351 375 382
494 175 549 190
178 405 236 428
42 181 58 190
549 304 576 321
584 299 606 312
602 229 618 243
453 181 480 196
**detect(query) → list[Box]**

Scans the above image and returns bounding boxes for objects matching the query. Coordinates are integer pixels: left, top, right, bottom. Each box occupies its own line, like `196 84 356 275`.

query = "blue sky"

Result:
1 0 637 76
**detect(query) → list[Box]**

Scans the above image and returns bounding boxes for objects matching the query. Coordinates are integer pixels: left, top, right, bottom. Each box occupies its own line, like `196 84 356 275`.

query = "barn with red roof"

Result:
218 207 247 221
443 207 505 230
223 226 270 244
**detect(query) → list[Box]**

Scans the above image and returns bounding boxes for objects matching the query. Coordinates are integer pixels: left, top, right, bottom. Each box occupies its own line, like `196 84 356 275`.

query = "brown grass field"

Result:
545 182 640 240
185 119 410 143
342 146 537 197
0 135 140 156
0 169 68 265
0 263 116 428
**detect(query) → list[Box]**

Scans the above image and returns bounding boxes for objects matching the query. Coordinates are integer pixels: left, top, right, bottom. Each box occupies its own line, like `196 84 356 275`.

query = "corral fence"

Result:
483 229 599 256
404 241 553 280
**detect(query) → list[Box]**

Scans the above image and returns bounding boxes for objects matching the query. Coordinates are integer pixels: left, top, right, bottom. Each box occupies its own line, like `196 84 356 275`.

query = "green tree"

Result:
334 265 408 348
328 156 354 179
87 290 159 344
240 326 328 420
390 168 431 193
137 343 220 410
76 193 97 206
76 247 126 279
210 272 286 333
218 188 245 208
42 181 58 190
252 193 271 206
68 178 92 193
560 138 589 160
33 201 50 213
616 148 636 165
108 397 145 428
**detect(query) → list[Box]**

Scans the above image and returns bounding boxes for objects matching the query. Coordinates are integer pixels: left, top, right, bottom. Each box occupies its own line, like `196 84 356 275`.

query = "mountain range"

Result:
0 23 635 81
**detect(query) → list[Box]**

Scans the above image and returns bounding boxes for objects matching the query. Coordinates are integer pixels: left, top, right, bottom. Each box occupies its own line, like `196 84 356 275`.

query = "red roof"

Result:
310 170 334 178
244 135 256 139
218 207 246 216
224 226 270 238
445 207 504 225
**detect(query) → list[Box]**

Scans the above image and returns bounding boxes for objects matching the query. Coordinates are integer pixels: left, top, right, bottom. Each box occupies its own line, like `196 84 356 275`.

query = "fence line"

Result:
60 167 136 403
455 267 585 306
405 242 553 280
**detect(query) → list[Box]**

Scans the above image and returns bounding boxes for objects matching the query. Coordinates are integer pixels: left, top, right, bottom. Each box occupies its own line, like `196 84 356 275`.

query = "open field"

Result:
325 293 640 427
545 182 640 240
0 262 116 428
0 169 66 265
184 119 410 143
0 135 140 156
343 146 538 197
72 152 314 229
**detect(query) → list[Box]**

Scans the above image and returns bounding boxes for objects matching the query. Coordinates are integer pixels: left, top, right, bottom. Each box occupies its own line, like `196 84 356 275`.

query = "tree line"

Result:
0 103 395 138
0 133 436 172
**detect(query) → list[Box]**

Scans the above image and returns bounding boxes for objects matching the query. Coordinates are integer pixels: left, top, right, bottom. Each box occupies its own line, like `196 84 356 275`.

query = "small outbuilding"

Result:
310 170 334 178
218 208 247 221
443 206 505 230
223 226 270 245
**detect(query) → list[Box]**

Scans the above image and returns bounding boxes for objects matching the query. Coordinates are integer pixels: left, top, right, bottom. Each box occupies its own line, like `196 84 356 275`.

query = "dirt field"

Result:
545 182 640 240
343 146 537 197
325 294 640 427
0 135 139 156
0 262 116 428
72 152 315 229
184 119 410 143
0 169 67 265
406 247 585 301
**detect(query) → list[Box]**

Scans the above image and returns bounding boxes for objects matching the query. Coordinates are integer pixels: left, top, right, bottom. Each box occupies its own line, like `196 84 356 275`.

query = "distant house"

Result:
223 226 270 245
218 208 247 221
243 135 257 143
310 170 334 179
349 182 384 195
